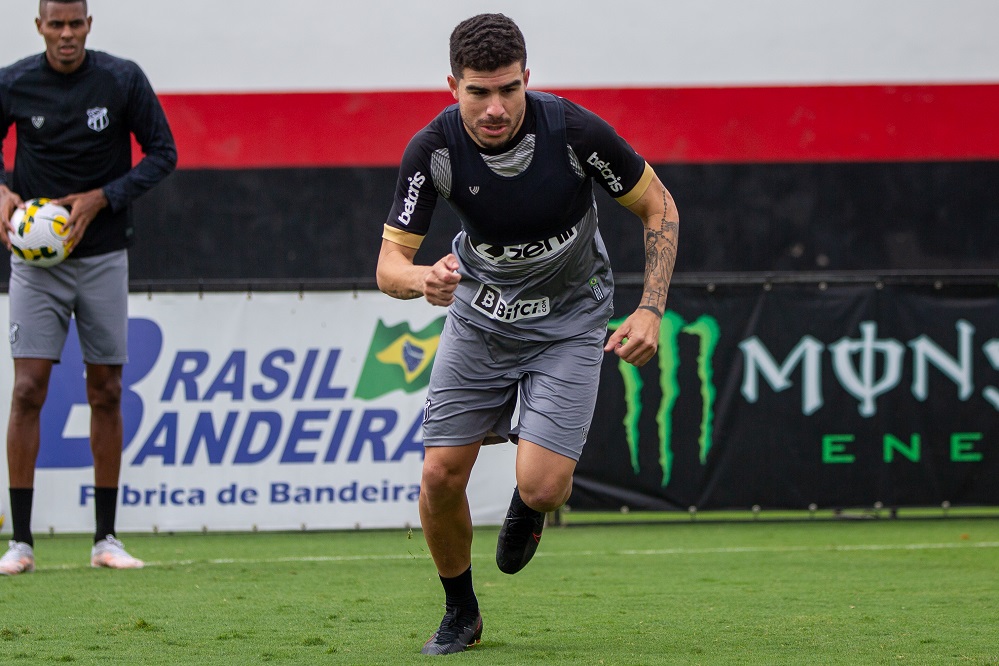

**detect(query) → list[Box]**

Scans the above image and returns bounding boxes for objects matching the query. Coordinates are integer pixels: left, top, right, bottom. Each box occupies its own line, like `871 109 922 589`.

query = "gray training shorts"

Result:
422 313 606 461
8 249 129 365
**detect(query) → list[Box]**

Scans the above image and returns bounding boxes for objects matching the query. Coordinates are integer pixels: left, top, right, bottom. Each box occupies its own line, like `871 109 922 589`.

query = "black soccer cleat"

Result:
421 606 483 655
495 487 546 575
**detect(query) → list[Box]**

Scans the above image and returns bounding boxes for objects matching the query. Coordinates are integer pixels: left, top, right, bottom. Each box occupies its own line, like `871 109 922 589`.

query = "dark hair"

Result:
449 13 527 80
40 0 88 14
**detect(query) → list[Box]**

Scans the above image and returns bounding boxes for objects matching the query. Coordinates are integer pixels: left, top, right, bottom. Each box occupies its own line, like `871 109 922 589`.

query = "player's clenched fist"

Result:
424 254 461 306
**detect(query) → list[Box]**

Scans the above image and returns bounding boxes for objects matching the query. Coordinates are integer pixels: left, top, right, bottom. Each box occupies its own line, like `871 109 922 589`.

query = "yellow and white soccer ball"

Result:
0 492 5 532
10 198 73 267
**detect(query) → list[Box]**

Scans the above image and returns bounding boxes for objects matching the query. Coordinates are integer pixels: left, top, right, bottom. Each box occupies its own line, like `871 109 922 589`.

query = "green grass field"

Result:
2 517 998 665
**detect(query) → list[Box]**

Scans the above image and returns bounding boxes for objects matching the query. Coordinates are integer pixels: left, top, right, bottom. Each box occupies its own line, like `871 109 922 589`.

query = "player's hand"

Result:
0 185 25 251
53 188 108 250
604 307 662 367
424 254 461 306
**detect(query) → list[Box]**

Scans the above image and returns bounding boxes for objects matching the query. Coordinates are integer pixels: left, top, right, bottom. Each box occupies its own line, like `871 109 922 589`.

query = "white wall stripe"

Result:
2 1 997 93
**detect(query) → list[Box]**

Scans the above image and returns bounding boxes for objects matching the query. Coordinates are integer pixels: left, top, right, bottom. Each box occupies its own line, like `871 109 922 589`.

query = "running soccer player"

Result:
0 0 176 575
376 13 679 654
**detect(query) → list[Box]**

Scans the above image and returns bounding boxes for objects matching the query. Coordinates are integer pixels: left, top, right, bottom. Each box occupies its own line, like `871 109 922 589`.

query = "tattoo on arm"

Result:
642 187 678 313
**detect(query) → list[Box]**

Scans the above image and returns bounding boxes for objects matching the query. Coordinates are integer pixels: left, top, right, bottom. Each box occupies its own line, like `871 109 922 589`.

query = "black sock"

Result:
440 566 478 614
511 486 538 514
10 487 34 547
511 486 526 510
94 487 119 544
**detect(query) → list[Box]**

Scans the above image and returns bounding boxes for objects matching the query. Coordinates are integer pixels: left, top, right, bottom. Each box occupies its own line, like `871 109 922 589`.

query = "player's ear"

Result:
447 75 459 100
523 68 530 88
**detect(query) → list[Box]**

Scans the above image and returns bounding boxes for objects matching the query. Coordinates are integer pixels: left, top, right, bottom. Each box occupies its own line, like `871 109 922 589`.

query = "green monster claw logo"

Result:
609 311 720 487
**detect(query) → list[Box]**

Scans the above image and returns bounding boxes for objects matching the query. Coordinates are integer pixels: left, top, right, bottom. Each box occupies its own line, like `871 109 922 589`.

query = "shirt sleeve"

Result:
382 122 443 249
0 72 11 189
101 61 177 213
562 97 653 206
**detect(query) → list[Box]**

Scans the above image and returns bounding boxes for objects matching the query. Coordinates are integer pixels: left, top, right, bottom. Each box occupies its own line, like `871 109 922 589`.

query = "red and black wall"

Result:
4 83 998 285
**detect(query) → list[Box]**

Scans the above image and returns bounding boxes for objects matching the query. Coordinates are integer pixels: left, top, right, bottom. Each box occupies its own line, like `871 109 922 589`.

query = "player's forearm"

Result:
376 252 430 300
102 147 177 213
640 188 679 316
379 271 428 300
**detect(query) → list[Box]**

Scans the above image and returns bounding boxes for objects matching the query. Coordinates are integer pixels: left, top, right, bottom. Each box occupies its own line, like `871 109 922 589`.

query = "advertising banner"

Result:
576 282 999 511
4 283 996 529
0 292 517 533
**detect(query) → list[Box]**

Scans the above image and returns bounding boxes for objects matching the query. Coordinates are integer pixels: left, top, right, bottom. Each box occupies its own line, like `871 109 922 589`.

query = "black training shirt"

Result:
382 91 655 341
384 93 651 248
0 50 177 258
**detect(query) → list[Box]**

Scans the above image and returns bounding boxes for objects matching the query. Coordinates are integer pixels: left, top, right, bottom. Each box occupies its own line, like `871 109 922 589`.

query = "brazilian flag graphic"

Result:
355 317 446 400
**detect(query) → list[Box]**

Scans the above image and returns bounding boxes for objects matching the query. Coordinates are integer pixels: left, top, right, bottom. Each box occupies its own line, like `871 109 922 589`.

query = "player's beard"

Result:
463 106 525 150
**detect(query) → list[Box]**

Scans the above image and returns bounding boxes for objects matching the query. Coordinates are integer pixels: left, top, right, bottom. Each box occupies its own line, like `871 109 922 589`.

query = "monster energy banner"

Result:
575 282 999 511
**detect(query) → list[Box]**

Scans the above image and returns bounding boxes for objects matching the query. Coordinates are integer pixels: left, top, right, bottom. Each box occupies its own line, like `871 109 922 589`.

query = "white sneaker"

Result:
91 535 144 569
0 540 35 575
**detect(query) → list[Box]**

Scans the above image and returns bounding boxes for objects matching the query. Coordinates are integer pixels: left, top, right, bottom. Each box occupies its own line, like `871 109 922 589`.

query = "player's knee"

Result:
518 481 570 514
86 377 122 411
10 375 49 413
421 459 469 498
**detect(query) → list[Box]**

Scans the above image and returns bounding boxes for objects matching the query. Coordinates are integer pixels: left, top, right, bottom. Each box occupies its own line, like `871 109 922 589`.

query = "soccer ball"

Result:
9 198 73 267
0 492 4 532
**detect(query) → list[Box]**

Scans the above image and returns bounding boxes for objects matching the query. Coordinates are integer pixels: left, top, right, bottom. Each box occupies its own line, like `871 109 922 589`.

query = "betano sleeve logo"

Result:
354 318 446 400
396 171 426 226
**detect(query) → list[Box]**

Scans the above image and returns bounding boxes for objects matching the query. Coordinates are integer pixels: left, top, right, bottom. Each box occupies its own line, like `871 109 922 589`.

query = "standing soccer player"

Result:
377 13 679 654
0 0 176 575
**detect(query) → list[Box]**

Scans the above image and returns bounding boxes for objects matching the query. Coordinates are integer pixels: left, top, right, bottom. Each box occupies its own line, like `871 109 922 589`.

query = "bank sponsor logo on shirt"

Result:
471 224 578 265
87 107 109 132
31 116 45 129
396 171 426 226
471 284 550 322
